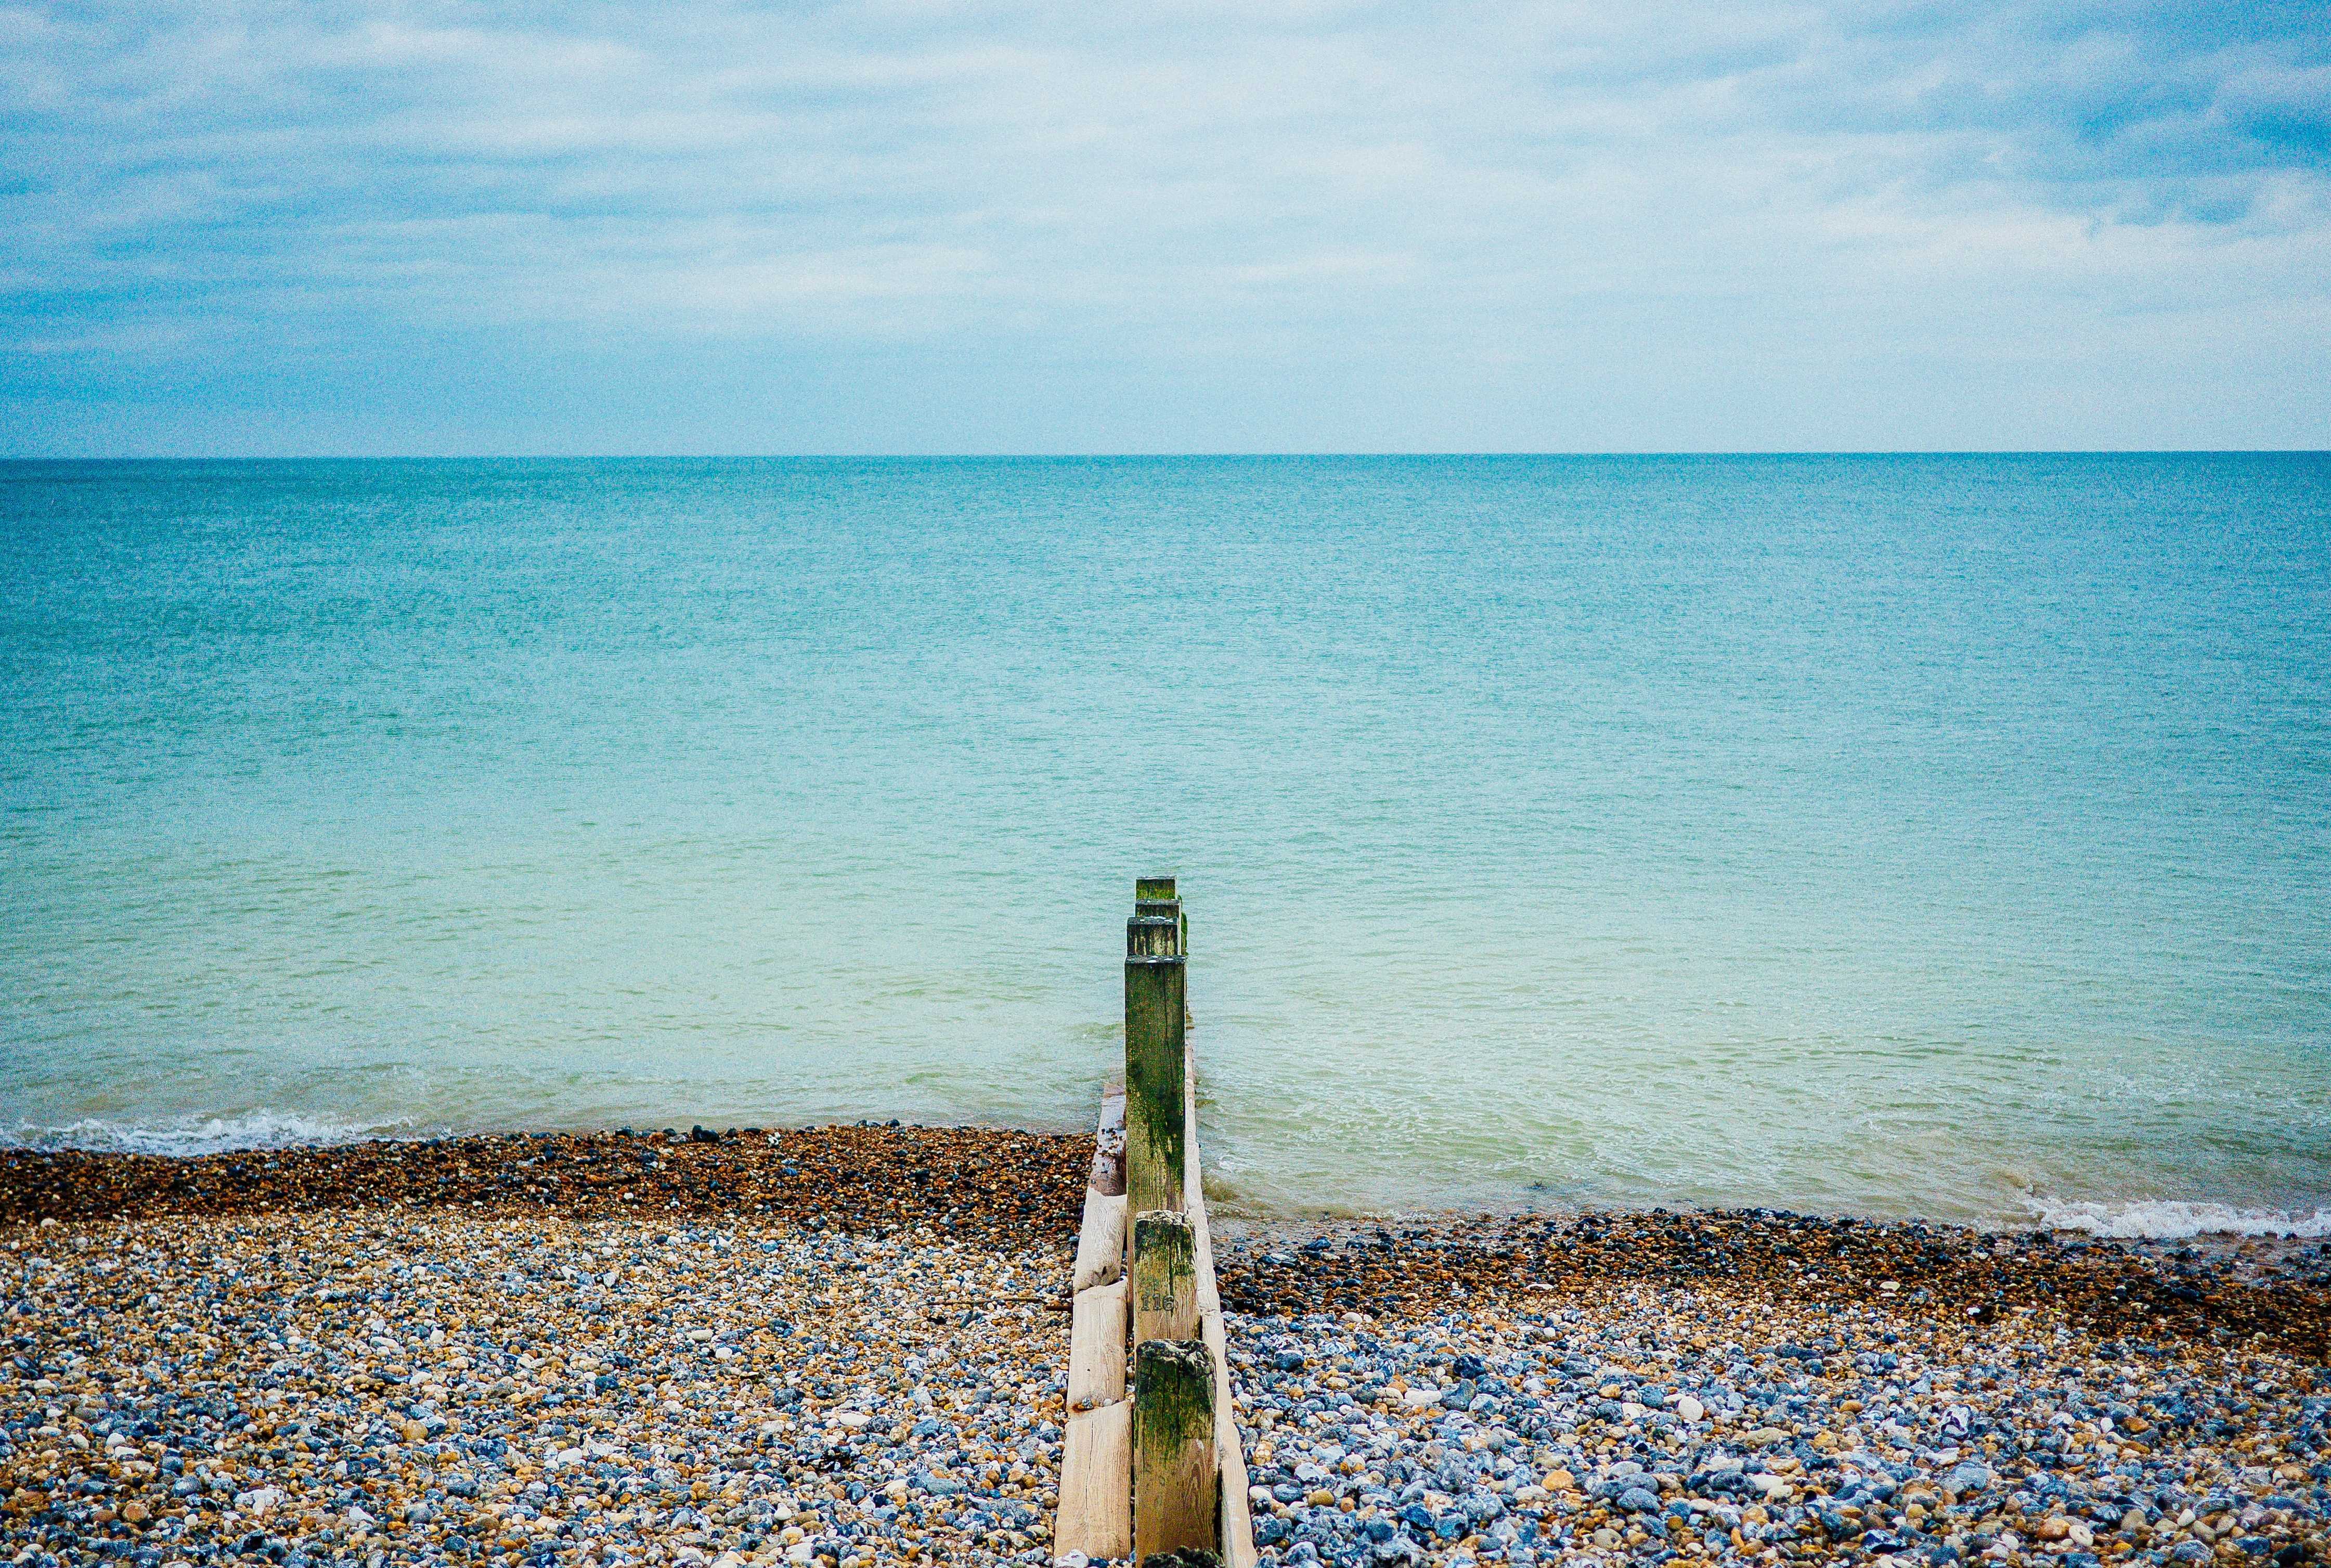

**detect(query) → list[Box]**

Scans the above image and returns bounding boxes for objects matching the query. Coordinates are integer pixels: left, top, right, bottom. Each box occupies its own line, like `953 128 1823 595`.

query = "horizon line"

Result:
5 448 2329 464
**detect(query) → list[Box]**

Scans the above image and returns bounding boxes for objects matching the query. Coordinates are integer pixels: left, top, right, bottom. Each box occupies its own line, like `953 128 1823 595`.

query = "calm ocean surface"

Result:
3 456 2326 1235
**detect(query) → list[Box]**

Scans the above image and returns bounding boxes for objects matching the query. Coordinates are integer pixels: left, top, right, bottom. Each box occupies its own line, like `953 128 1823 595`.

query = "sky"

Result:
2 0 2327 455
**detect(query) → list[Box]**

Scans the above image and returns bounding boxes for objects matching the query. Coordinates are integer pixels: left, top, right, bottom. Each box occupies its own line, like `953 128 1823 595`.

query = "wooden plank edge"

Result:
1058 1080 1135 1559
1072 1187 1126 1293
1068 1278 1129 1411
1092 1079 1127 1197
1193 1197 1255 1565
1182 1044 1259 1568
1208 1304 1257 1568
1056 1399 1132 1561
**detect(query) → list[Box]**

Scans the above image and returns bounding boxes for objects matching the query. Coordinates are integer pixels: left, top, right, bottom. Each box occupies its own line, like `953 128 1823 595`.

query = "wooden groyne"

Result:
1057 877 1257 1566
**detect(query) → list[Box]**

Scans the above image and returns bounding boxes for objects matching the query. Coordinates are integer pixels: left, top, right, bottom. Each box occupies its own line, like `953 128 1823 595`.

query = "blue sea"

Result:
3 456 2326 1237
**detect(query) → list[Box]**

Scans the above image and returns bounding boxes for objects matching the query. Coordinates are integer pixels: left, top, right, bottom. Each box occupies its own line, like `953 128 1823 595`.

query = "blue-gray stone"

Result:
1947 1462 1993 1494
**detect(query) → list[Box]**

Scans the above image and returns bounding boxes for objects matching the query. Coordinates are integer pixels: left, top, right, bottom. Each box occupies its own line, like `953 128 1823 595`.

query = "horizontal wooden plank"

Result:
1072 1187 1126 1294
1068 1278 1128 1412
1092 1080 1126 1197
1057 1399 1132 1561
1057 1080 1134 1563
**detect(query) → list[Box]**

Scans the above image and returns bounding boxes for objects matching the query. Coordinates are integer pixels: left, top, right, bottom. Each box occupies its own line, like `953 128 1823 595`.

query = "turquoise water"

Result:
3 456 2327 1236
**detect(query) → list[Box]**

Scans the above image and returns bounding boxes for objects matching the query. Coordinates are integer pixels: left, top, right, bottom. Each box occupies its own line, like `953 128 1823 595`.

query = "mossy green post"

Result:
1129 914 1179 958
1125 916 1186 1220
1133 1338 1220 1561
1132 1209 1199 1345
1133 873 1190 1025
1135 883 1185 958
1134 875 1186 952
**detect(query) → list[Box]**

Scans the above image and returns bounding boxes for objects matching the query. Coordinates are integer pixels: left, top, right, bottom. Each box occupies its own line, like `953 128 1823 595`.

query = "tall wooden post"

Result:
1128 913 1179 958
1135 879 1185 959
1134 872 1191 1028
1125 915 1186 1220
1132 1210 1199 1345
1134 1339 1221 1560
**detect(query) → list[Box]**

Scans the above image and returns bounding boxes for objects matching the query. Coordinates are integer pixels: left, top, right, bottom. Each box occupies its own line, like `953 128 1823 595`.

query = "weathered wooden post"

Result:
1129 913 1179 959
1124 906 1186 1221
1134 1339 1221 1561
1131 1210 1199 1345
1134 873 1186 960
1061 874 1251 1567
1134 876 1190 1032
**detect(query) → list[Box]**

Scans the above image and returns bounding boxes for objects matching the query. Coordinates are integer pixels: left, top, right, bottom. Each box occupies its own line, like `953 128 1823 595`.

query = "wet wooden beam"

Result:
1133 1338 1220 1561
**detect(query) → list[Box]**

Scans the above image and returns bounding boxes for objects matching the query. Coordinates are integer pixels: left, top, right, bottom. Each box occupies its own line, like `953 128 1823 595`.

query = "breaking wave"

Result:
3 1109 409 1156
2024 1196 2331 1240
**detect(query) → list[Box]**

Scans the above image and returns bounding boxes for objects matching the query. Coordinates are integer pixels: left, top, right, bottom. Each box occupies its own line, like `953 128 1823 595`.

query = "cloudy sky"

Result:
3 0 2327 454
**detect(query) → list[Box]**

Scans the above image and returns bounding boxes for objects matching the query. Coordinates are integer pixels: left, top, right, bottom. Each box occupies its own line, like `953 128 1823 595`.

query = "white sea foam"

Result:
3 1109 408 1156
2024 1196 2331 1240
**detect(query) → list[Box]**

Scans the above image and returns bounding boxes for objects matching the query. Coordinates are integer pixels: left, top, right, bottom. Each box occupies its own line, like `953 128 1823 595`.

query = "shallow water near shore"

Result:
3 455 2327 1236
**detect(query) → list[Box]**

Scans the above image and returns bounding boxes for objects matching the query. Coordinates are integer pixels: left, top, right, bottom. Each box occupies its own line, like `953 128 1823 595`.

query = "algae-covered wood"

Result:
1132 1208 1199 1345
1133 1338 1220 1561
1124 934 1187 1219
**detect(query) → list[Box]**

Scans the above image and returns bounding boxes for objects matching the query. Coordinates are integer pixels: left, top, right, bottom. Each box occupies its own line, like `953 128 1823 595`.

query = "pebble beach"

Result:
4 1129 2326 1568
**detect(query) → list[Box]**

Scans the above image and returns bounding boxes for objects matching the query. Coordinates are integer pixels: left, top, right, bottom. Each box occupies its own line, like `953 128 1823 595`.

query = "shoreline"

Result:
11 1124 2328 1247
5 1128 2327 1358
4 1129 2326 1568
0 1126 1085 1249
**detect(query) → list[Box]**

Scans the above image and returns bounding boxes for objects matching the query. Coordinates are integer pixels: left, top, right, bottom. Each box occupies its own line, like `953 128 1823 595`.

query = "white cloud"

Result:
1 0 2325 451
